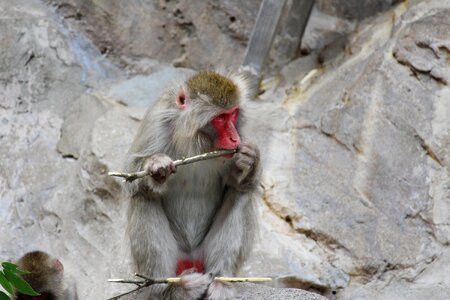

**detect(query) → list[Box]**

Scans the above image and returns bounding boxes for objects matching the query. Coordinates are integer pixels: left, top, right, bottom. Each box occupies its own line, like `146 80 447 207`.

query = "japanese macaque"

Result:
124 70 260 299
15 251 77 300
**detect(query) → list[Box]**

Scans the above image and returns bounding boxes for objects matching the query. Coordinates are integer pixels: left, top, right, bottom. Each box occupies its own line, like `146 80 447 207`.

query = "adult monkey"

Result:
124 70 260 299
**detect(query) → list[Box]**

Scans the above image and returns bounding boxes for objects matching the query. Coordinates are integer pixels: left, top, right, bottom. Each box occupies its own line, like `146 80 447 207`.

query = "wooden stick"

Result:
108 149 237 182
108 276 272 285
107 275 272 300
214 277 272 282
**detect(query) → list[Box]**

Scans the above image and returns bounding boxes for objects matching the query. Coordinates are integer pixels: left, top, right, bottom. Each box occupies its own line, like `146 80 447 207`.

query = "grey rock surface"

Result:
46 0 262 72
1 0 449 300
316 0 400 20
121 283 328 300
45 0 385 74
236 283 328 300
254 1 450 298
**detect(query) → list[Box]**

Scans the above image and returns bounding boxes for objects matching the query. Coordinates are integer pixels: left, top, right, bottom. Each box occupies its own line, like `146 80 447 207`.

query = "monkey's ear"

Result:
54 259 64 273
176 86 189 109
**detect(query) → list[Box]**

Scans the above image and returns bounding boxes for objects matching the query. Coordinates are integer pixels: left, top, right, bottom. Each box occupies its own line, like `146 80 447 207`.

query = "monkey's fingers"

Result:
180 272 213 290
152 168 169 184
235 155 255 172
169 162 177 174
238 144 259 158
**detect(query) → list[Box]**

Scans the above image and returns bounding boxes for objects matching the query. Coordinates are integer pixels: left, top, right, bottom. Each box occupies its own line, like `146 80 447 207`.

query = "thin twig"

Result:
134 273 151 280
106 285 143 300
107 275 272 300
108 279 144 285
215 277 272 282
108 149 237 182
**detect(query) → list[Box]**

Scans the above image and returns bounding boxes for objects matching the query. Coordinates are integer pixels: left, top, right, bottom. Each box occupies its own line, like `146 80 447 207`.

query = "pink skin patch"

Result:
54 259 64 273
176 259 205 276
211 106 241 156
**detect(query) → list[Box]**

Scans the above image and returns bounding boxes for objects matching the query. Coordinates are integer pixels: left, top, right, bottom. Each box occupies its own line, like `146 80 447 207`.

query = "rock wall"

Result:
255 2 450 299
0 0 449 299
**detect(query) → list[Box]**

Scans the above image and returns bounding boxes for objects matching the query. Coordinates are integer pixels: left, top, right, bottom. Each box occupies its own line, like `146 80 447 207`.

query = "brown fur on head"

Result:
186 71 240 108
16 251 64 295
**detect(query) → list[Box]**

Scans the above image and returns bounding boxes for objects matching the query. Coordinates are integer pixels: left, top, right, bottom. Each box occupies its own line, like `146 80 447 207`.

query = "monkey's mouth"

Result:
217 148 238 159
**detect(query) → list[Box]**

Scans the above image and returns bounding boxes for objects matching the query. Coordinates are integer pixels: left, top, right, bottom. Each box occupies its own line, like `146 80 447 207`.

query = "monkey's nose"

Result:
229 136 241 148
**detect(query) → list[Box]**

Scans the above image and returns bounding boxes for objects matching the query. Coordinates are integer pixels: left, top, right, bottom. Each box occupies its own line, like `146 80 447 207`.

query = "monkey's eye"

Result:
216 114 226 120
211 114 226 128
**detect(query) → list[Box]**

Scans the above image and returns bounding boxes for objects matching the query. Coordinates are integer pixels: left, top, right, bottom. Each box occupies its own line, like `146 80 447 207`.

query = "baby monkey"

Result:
124 70 260 299
15 251 77 300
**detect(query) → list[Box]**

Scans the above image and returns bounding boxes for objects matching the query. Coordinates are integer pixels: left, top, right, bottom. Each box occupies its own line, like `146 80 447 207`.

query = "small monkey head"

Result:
172 71 249 155
17 251 64 296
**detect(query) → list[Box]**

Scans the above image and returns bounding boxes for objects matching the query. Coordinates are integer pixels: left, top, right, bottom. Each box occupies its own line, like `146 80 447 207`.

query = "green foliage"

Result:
1 263 30 276
0 262 40 300
0 271 13 297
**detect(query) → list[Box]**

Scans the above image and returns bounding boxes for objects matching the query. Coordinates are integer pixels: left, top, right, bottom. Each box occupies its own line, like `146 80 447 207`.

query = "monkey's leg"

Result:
128 195 211 300
128 195 178 275
202 191 257 300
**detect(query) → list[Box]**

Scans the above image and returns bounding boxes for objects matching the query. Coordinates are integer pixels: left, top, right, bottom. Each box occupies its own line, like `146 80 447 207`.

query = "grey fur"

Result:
124 71 260 300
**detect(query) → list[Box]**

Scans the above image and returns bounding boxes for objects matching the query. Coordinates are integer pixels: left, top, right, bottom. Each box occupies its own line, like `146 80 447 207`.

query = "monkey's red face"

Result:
210 106 241 150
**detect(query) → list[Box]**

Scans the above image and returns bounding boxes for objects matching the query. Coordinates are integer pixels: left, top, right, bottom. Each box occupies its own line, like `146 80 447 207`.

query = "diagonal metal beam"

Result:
241 0 315 98
241 0 287 97
278 0 315 61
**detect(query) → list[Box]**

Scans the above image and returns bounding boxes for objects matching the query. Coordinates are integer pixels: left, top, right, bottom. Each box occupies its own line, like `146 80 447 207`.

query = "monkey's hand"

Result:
228 143 260 191
144 153 176 185
166 272 212 300
207 279 236 300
